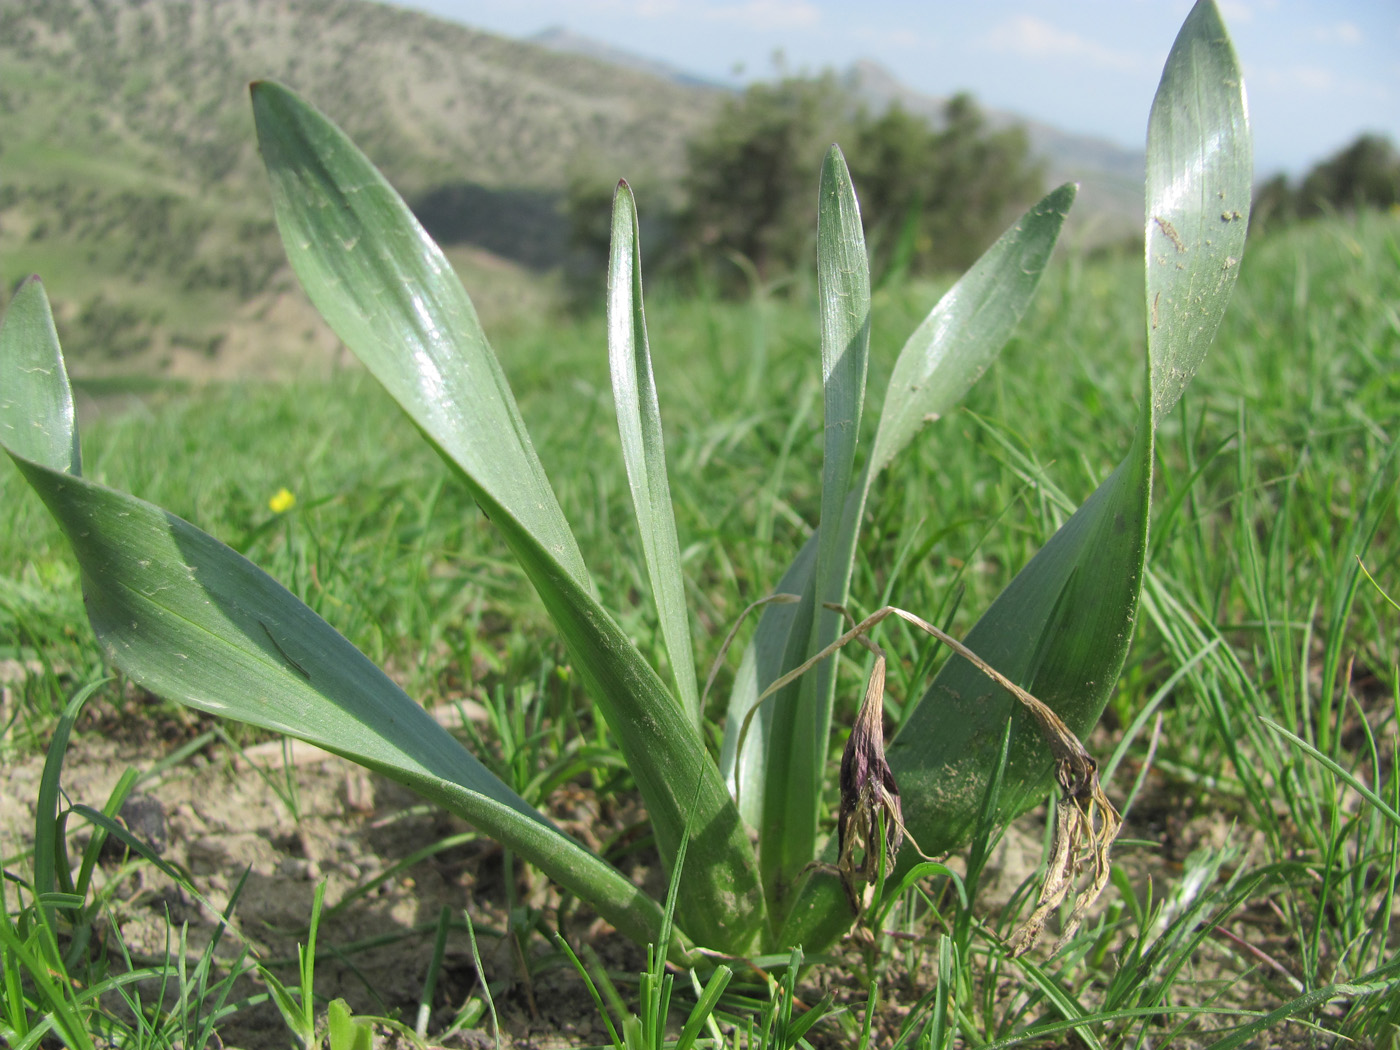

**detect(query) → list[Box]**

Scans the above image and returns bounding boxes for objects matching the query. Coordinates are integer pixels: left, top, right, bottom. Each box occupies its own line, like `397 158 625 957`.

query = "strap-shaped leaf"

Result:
757 146 873 910
608 182 701 726
252 85 584 587
778 0 1250 952
868 183 1079 478
722 183 1074 932
1145 0 1252 423
719 533 817 827
0 279 674 955
0 277 79 475
251 82 763 951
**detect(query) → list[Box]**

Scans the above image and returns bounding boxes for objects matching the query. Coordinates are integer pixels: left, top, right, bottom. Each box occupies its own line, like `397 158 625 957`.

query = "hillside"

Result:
1 0 1146 380
842 59 1143 244
0 0 718 376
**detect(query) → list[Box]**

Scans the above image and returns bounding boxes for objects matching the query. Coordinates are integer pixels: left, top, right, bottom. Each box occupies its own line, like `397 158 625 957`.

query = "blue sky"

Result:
386 0 1399 178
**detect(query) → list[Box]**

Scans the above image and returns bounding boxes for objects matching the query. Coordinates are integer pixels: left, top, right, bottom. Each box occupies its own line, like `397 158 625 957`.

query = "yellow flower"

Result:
268 487 296 514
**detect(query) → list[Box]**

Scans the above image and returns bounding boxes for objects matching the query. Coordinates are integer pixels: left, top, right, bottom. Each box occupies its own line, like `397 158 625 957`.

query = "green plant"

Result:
0 0 1249 969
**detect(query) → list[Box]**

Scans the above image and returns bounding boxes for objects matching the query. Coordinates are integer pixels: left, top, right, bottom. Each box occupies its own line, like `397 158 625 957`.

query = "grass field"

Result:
2 210 1398 1047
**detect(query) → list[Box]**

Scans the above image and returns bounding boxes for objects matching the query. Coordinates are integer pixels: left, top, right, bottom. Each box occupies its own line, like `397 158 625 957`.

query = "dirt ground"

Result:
2 695 665 1048
0 693 1046 1048
1 688 1380 1049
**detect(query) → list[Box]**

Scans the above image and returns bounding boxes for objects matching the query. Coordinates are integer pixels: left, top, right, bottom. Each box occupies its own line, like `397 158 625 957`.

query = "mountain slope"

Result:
0 0 718 376
842 59 1143 242
0 2 1147 379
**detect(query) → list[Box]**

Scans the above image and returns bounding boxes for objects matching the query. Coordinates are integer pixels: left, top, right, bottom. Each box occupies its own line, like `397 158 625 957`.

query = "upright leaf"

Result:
0 281 675 955
758 146 871 915
778 0 1251 953
607 182 701 726
252 85 584 586
1145 0 1252 423
867 183 1078 479
722 183 1074 933
251 82 763 951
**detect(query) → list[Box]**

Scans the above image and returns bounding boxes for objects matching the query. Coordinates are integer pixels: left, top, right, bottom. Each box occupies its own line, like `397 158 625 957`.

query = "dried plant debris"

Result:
735 601 1122 949
1006 749 1120 956
835 643 903 914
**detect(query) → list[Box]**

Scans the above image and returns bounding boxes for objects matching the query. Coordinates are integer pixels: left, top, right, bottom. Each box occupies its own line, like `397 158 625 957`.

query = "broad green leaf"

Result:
0 278 79 475
251 81 762 951
779 398 1155 953
888 421 1151 844
0 283 675 956
607 181 701 726
250 84 585 586
1145 0 1251 424
867 183 1078 478
778 0 1251 953
758 146 872 914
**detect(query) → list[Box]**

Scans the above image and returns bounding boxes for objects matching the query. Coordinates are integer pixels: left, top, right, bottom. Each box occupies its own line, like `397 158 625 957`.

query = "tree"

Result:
681 80 1044 287
681 73 851 284
1251 133 1400 234
850 94 1043 276
1297 134 1400 216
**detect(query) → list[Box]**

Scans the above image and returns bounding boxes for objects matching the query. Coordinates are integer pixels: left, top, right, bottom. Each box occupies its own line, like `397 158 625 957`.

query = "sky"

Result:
385 0 1400 179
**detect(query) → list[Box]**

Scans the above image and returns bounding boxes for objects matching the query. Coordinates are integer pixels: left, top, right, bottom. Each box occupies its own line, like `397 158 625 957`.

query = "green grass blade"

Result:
1202 975 1400 1050
674 965 732 1050
777 0 1250 953
33 683 106 931
0 924 95 1050
250 81 762 950
1260 717 1400 830
1145 0 1252 425
758 145 872 912
607 181 700 726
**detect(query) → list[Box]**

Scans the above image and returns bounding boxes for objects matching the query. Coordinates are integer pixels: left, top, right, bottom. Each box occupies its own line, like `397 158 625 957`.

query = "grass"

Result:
2 209 1398 1046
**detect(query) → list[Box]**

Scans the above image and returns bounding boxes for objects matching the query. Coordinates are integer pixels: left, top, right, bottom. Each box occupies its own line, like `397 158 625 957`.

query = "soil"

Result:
2 692 1389 1049
0 701 1080 1049
0 697 648 1048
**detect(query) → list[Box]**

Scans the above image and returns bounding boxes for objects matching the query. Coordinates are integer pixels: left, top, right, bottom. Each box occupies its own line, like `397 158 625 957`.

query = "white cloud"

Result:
852 25 927 51
984 15 1138 73
709 0 821 30
1337 21 1362 45
1293 65 1335 91
1306 19 1358 45
1217 1 1255 25
1253 63 1391 103
608 0 820 30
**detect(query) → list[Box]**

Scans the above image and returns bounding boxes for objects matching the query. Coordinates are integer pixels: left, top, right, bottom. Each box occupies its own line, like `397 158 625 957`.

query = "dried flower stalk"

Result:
725 601 1121 948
